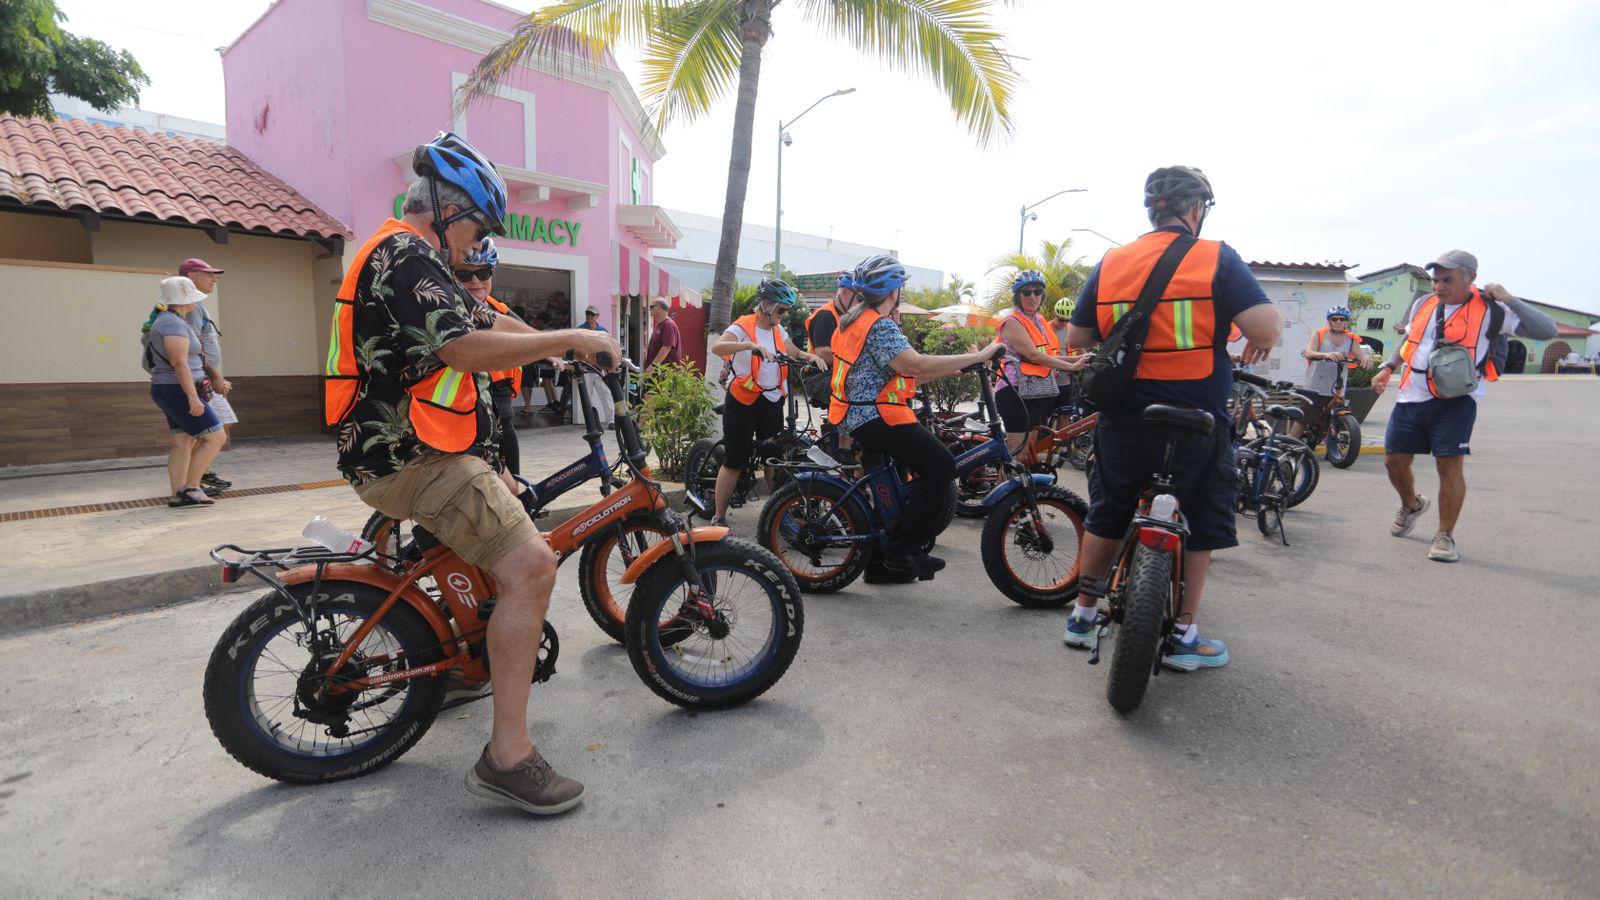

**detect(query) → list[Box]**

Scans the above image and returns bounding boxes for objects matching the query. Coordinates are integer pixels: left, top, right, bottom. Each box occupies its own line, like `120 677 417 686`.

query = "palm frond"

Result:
637 0 742 130
457 1 668 113
800 0 1018 145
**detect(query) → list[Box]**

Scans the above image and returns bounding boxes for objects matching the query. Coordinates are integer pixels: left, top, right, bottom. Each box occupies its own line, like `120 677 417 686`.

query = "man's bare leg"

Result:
1071 533 1122 609
1435 455 1467 533
484 535 559 769
1175 549 1211 625
1385 452 1418 507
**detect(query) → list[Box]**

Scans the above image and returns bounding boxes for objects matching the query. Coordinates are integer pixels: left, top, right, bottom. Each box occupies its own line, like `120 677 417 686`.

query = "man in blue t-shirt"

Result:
1063 166 1282 671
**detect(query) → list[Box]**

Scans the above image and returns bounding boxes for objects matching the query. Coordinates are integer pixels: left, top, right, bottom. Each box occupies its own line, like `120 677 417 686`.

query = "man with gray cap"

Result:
1372 249 1556 561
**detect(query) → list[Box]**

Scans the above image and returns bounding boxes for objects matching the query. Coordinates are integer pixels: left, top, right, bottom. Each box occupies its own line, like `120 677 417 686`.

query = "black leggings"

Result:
498 416 520 476
850 418 956 557
722 394 783 470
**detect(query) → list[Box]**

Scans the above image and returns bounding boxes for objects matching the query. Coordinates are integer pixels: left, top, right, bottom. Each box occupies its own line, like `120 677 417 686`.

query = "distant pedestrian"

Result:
575 305 613 426
143 276 226 507
642 298 681 377
1372 250 1558 562
178 258 234 492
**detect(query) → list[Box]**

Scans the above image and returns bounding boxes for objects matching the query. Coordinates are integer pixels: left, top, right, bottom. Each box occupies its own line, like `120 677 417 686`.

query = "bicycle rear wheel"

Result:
757 479 869 593
1106 547 1171 714
1283 444 1320 508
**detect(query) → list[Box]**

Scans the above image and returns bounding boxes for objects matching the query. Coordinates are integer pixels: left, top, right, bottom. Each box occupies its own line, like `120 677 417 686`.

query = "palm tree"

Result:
459 1 1019 334
983 237 1091 314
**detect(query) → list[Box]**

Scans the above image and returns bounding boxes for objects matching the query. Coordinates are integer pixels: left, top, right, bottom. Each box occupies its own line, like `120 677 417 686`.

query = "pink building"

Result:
222 0 700 364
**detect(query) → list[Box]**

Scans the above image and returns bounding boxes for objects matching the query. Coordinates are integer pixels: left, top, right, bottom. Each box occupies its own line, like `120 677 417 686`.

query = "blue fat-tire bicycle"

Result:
1083 403 1217 713
755 361 1087 608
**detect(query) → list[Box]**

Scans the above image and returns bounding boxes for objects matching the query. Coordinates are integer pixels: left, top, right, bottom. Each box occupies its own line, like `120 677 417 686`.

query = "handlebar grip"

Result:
1232 369 1272 388
563 349 576 362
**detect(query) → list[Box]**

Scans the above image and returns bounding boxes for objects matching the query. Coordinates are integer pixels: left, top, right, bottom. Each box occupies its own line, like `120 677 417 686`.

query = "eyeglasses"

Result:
1020 288 1044 297
454 269 493 283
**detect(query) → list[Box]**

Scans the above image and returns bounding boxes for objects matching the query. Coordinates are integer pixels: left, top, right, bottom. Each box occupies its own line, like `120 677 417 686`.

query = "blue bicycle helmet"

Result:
755 278 799 307
1326 305 1352 320
836 268 857 291
1011 268 1047 295
463 237 499 269
853 253 909 298
413 131 509 236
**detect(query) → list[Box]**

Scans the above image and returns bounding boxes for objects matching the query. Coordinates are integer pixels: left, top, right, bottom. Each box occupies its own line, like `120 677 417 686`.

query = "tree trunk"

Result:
706 0 774 336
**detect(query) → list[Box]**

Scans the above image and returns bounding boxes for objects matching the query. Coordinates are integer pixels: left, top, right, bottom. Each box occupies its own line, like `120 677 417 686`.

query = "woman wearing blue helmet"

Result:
993 269 1088 450
828 254 1005 580
707 278 826 526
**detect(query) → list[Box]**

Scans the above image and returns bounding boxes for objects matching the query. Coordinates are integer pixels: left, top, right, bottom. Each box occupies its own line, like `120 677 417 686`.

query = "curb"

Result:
0 485 688 637
1359 444 1386 455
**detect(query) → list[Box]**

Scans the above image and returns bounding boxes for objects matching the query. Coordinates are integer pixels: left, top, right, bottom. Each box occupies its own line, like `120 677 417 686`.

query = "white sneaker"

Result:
1391 494 1430 537
1427 531 1458 562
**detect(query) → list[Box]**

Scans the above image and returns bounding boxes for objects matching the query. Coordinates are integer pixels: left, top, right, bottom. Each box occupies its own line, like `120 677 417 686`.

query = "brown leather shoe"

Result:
465 746 585 815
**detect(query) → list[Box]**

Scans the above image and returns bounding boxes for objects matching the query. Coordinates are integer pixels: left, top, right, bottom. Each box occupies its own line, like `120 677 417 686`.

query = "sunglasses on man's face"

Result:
1328 317 1348 323
454 269 493 283
1020 288 1044 297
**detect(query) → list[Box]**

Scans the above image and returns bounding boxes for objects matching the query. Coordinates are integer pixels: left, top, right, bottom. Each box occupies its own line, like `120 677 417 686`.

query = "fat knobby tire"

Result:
1106 547 1171 714
624 538 804 709
979 485 1088 608
1327 414 1361 469
757 479 869 593
203 583 446 783
578 514 669 643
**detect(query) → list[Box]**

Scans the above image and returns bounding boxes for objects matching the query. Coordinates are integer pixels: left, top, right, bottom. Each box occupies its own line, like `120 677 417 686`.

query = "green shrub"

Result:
919 324 992 412
1347 362 1380 388
636 361 716 480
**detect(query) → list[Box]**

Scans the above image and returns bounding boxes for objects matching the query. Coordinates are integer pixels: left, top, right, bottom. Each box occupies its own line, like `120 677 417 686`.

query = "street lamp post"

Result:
775 88 856 277
1070 227 1124 247
1018 188 1087 253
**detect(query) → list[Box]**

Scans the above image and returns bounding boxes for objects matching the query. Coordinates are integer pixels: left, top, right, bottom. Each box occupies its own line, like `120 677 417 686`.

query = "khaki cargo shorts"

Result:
354 453 537 570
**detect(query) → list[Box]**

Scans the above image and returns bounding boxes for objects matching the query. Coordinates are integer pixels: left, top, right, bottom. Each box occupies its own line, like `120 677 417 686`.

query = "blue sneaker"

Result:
1062 610 1101 649
1162 632 1229 671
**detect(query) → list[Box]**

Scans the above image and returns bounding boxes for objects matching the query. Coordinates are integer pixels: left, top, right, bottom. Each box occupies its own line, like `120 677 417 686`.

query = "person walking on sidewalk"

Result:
642 298 681 377
143 276 226 508
1371 249 1556 562
177 258 235 493
1064 166 1283 669
324 132 618 816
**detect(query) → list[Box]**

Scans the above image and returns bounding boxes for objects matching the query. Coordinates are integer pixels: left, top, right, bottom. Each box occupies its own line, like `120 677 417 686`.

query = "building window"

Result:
1367 317 1384 331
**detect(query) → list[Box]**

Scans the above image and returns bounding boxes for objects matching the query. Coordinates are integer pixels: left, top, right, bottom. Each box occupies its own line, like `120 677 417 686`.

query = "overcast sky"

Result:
56 0 1600 312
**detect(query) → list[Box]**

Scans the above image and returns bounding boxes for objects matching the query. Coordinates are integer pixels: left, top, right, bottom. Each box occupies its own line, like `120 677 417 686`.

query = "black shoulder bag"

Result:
1078 235 1197 412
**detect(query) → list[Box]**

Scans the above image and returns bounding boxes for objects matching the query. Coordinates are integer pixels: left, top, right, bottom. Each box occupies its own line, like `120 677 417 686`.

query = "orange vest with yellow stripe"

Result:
323 218 483 454
481 296 524 395
1094 230 1223 380
995 309 1062 377
827 309 917 426
1397 290 1500 394
724 314 789 405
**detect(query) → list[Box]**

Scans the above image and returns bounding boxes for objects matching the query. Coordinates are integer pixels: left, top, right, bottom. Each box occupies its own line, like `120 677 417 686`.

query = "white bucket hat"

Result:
158 276 207 306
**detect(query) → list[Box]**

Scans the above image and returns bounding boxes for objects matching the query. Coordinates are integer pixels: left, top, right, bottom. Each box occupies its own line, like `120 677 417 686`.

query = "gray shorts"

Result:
208 393 238 425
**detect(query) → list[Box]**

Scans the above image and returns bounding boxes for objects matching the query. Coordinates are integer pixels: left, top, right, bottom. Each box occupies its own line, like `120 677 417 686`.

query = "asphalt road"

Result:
2 377 1596 898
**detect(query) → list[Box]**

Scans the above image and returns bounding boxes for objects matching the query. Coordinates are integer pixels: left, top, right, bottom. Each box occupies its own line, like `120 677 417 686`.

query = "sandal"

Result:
168 488 215 508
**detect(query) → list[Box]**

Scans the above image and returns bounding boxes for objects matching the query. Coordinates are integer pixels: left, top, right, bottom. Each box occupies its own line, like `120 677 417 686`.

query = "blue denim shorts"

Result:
1384 396 1477 457
150 382 223 437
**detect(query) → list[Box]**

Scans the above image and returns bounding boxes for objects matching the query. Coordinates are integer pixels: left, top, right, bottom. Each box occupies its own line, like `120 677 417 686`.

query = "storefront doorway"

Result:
618 295 645 363
493 264 573 328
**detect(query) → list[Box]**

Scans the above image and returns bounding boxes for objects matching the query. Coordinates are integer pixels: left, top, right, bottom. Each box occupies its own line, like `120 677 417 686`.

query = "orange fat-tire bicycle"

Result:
203 360 804 784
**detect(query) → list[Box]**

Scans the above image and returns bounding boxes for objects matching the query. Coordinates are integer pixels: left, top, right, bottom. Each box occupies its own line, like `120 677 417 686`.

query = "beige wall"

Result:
0 210 92 263
0 221 324 383
88 221 324 378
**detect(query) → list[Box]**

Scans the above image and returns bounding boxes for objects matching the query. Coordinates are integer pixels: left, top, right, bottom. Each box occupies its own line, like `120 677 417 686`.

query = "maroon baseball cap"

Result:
179 258 224 276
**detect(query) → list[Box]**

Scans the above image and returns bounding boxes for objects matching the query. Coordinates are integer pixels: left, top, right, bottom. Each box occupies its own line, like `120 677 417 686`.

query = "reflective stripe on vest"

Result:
995 309 1061 377
324 218 482 453
1397 290 1500 392
826 309 917 427
1094 231 1223 380
482 296 524 396
724 314 788 405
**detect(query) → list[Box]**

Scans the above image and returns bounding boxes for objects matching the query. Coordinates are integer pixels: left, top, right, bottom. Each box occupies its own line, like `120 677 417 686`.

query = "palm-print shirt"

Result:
335 228 500 485
843 317 913 433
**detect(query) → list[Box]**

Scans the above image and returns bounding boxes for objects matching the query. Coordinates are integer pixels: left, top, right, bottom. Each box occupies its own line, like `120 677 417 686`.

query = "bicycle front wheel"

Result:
625 539 804 709
979 485 1087 608
1106 547 1171 714
1325 414 1361 469
1283 445 1320 508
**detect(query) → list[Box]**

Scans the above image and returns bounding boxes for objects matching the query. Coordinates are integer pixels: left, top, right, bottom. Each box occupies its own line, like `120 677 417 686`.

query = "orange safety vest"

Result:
1312 326 1363 369
724 313 789 405
827 309 917 427
481 295 524 396
994 309 1062 377
1094 230 1223 380
323 218 483 453
1397 289 1500 394
804 300 844 349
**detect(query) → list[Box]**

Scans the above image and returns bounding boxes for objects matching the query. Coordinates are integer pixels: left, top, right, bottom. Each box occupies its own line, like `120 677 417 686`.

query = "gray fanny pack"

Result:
1421 301 1480 399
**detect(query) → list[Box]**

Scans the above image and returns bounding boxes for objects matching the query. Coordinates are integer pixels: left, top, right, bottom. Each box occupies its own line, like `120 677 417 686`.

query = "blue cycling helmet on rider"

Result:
412 132 509 248
1011 268 1047 297
1326 306 1352 320
755 278 799 308
463 237 499 269
853 253 909 299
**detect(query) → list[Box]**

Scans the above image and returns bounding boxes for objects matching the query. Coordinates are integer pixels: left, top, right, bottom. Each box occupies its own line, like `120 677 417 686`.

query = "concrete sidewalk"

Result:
0 422 682 635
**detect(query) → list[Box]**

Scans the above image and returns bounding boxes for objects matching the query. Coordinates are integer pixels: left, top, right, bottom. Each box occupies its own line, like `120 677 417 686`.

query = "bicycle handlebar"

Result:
1232 368 1273 389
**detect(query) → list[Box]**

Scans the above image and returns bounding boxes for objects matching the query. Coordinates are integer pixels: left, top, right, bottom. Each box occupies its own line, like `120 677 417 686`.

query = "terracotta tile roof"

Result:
0 115 350 241
1246 260 1355 272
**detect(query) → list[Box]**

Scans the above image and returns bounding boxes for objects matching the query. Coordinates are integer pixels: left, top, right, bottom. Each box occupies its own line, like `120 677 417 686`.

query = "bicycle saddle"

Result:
1141 404 1214 436
1265 404 1304 422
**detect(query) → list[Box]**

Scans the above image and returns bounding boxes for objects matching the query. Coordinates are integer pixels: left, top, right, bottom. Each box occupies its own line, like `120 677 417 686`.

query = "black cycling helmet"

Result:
1144 165 1214 222
755 278 799 308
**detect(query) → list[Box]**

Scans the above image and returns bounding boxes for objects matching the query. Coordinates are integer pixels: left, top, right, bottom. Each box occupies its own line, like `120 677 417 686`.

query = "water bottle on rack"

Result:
302 515 372 555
